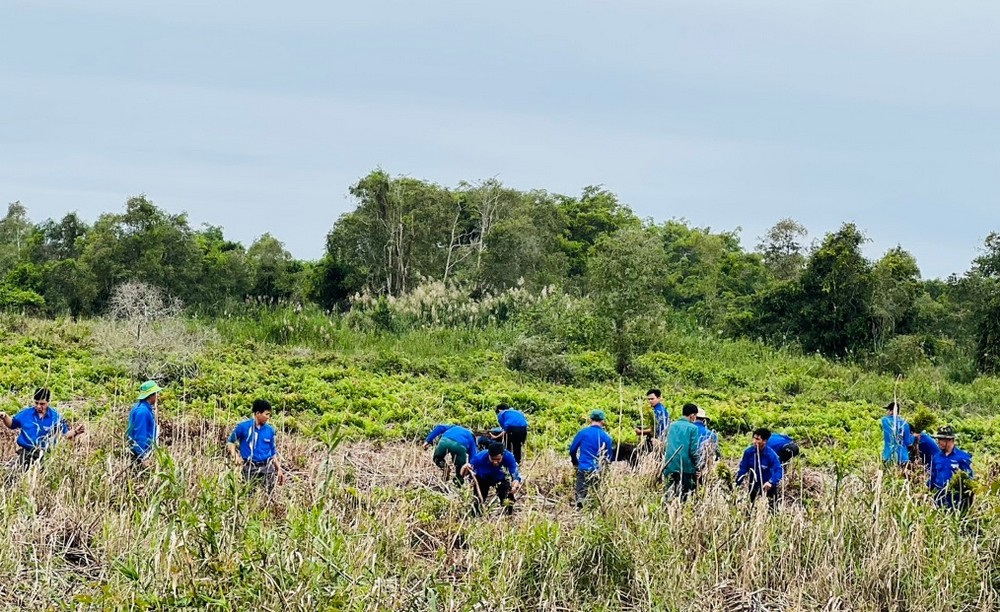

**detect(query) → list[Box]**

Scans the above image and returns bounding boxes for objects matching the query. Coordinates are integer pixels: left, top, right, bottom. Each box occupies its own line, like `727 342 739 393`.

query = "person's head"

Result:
138 380 163 404
696 407 708 423
752 427 771 450
884 401 899 415
589 409 607 426
33 387 51 412
934 426 957 453
487 442 505 466
646 389 662 405
682 403 699 421
477 435 492 450
252 399 272 425
495 403 510 413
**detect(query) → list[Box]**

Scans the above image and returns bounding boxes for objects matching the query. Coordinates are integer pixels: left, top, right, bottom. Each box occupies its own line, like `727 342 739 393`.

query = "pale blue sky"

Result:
3 0 999 278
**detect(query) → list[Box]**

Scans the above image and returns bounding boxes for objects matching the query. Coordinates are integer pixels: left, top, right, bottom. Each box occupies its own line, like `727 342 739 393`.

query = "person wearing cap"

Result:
694 407 720 473
126 380 162 463
736 428 784 510
461 442 523 516
925 426 974 510
663 403 701 501
881 402 914 465
495 403 529 464
424 424 476 485
227 399 283 493
636 389 670 444
569 409 615 509
766 431 800 466
0 387 85 466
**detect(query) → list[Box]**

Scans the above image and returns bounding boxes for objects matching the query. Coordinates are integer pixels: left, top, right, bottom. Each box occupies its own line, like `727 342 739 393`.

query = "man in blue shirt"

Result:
569 409 615 509
694 407 720 476
736 428 784 510
636 389 670 445
227 399 283 493
881 402 914 465
462 442 523 516
495 403 529 464
126 380 162 464
424 424 476 485
0 387 85 466
766 431 801 466
925 426 974 511
912 430 939 469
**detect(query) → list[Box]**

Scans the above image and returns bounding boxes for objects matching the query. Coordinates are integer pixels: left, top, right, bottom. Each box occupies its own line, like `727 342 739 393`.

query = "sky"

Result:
2 0 1000 279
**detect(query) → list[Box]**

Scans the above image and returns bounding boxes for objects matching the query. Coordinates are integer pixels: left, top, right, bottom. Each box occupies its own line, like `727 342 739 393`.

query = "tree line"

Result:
4 169 1000 376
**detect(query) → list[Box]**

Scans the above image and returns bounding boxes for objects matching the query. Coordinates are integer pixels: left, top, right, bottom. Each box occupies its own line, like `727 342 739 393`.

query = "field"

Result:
1 311 1000 610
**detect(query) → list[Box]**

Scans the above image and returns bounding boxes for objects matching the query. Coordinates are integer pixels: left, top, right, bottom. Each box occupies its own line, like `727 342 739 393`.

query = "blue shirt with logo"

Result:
229 419 278 462
11 406 68 450
126 399 157 457
569 424 614 472
467 449 522 482
497 409 528 430
736 445 784 487
652 402 670 440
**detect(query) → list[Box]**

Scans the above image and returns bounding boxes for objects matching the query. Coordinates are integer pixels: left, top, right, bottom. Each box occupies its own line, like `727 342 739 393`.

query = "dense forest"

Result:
3 168 1000 378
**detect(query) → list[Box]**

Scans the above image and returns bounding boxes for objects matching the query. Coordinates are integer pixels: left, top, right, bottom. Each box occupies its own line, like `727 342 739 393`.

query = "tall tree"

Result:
757 218 808 282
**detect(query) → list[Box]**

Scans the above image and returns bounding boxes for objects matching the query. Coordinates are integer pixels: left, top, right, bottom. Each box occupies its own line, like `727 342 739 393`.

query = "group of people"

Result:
0 381 284 493
0 383 977 512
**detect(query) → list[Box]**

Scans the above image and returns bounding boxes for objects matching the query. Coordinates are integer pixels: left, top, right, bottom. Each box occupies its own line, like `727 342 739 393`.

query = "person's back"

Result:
127 381 162 460
570 423 614 472
497 409 528 429
664 418 700 475
881 415 913 463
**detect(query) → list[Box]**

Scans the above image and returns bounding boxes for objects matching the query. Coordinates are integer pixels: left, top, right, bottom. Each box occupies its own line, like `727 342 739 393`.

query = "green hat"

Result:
931 425 957 440
138 380 163 400
589 409 607 422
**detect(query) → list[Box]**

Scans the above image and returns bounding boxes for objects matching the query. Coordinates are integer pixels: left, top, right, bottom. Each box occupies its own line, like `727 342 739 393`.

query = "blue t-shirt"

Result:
736 445 784 487
881 415 914 463
497 409 528 429
915 433 939 468
694 421 720 461
766 433 794 454
928 446 974 491
126 400 157 457
467 449 522 482
569 424 614 472
228 419 278 462
652 403 670 440
11 406 68 450
425 424 476 458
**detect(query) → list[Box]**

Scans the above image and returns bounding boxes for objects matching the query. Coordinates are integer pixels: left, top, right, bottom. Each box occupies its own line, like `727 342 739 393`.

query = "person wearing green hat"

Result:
926 425 974 510
126 380 162 463
569 409 615 509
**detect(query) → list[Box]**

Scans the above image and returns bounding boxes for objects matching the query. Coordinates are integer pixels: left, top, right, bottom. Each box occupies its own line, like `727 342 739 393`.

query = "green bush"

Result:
504 335 576 384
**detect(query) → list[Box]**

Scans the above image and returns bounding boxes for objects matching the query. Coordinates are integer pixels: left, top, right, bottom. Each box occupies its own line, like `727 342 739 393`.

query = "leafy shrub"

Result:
566 351 617 383
877 335 930 376
504 335 576 384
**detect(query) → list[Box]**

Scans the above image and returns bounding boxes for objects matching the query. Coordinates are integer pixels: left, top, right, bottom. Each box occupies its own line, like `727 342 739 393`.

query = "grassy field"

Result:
1 312 999 610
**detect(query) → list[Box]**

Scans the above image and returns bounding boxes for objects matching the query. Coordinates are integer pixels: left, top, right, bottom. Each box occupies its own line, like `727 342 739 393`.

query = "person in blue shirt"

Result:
424 424 476 485
766 431 801 466
912 430 939 469
636 389 670 444
924 426 974 511
569 409 615 509
736 428 784 510
881 402 914 465
0 387 85 466
694 407 720 475
461 442 523 516
495 403 529 464
227 399 283 493
126 380 162 464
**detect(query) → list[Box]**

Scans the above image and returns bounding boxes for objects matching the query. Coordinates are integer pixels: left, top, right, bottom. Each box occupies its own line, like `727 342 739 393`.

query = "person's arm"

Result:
64 421 85 440
424 425 448 448
768 450 784 488
0 411 17 430
961 455 974 479
505 453 522 483
226 426 242 465
903 423 914 447
735 450 750 485
569 432 581 466
603 432 615 461
688 428 700 472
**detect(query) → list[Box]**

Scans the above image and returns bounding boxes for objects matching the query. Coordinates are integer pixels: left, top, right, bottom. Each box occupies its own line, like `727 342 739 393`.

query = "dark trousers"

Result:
748 482 778 510
777 443 800 465
665 471 698 501
472 477 513 515
16 447 44 468
242 460 277 493
575 469 601 509
505 426 528 464
433 438 469 485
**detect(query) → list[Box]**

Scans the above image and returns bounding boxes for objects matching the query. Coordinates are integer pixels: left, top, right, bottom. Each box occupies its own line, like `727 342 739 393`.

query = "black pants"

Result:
748 482 778 510
242 461 277 493
472 476 513 515
575 470 601 509
16 447 44 468
777 443 800 465
505 426 528 464
665 471 698 501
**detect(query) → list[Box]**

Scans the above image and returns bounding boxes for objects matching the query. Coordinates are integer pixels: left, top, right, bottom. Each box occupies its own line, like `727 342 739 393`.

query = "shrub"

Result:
877 335 930 376
504 336 576 384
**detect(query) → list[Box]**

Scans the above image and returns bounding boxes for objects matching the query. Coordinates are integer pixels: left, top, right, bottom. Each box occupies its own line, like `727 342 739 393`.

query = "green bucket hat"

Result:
931 425 957 440
138 380 163 400
589 409 607 422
